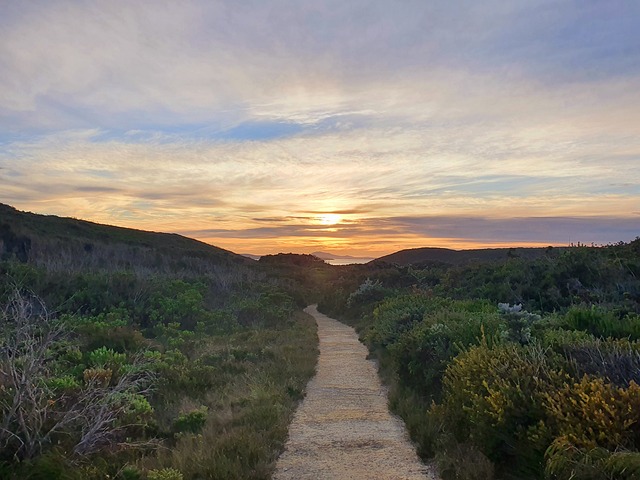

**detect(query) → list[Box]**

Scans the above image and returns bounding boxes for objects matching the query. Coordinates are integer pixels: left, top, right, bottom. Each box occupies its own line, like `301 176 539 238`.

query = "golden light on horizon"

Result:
317 214 342 226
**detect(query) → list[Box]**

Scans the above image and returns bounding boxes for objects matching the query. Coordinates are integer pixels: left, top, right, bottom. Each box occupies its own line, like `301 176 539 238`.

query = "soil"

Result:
273 305 439 480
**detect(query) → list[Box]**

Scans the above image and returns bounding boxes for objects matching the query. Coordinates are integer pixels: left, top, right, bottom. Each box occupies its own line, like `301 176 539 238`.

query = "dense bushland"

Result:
3 202 640 479
319 238 640 480
0 263 318 479
0 205 320 479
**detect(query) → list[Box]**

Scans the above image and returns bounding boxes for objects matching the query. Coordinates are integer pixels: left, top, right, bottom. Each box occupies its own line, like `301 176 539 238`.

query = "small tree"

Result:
0 291 156 460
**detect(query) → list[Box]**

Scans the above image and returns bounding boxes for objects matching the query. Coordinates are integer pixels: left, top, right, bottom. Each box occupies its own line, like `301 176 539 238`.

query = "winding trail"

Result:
274 305 438 480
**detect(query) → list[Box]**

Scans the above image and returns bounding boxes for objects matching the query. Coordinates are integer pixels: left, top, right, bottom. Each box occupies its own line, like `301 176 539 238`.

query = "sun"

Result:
317 213 342 225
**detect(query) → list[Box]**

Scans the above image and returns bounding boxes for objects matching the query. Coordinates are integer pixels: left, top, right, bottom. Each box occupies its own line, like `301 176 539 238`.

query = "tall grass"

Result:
141 311 318 479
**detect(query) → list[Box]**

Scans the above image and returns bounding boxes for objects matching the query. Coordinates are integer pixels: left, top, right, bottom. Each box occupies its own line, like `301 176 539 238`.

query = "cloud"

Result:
1 124 638 246
1 1 639 255
180 214 639 256
2 1 639 132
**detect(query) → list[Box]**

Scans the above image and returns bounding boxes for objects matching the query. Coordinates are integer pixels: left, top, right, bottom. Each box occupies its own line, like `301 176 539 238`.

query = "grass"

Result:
141 310 318 479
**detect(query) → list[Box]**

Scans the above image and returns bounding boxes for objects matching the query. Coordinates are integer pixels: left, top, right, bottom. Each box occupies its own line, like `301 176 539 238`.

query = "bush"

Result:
563 307 640 340
438 342 567 478
347 278 386 307
173 406 208 434
147 468 183 480
389 307 506 398
562 338 640 388
545 437 640 480
364 295 454 348
544 376 640 451
88 346 127 370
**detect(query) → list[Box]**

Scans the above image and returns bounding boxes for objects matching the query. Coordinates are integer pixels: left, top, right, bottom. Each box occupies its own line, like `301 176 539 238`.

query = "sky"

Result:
1 0 639 257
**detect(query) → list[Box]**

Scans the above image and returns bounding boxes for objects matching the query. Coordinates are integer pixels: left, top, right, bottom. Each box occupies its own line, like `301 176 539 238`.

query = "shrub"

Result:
119 465 143 480
147 468 183 480
438 342 567 477
173 406 208 434
88 346 127 370
544 376 640 451
563 338 640 388
347 278 386 307
390 307 506 398
563 307 640 340
545 437 640 480
46 375 81 392
364 295 452 348
499 305 541 345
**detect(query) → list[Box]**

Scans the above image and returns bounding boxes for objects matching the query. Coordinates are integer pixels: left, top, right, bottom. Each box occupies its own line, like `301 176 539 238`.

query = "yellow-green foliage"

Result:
545 376 640 450
147 468 183 480
439 342 567 474
545 437 640 479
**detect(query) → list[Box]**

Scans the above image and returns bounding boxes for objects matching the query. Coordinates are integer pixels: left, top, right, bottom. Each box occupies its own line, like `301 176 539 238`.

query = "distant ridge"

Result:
376 246 568 266
310 251 366 261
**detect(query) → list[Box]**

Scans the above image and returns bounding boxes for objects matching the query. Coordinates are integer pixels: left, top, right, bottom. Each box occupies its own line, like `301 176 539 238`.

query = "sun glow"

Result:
317 213 342 225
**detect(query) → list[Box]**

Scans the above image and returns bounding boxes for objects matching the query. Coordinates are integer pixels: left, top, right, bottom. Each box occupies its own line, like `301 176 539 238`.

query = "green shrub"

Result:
119 465 142 480
347 278 386 307
88 346 127 370
545 437 640 480
173 406 208 434
390 308 506 398
364 295 453 348
563 307 640 340
147 468 183 480
539 328 595 351
499 308 541 345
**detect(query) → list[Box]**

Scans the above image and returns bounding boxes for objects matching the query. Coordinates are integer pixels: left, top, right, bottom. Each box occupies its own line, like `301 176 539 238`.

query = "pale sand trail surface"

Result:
274 305 439 480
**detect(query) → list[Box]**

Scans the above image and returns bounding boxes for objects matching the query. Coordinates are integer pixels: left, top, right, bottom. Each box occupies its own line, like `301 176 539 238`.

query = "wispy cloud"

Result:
1 1 638 255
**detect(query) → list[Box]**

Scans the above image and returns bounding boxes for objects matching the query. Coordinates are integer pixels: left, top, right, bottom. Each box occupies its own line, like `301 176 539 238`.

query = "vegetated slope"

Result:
0 202 251 275
0 203 319 480
318 237 640 480
376 246 568 266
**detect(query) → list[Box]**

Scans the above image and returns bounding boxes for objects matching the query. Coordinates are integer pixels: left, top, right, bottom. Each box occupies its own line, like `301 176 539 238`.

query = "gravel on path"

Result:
273 305 439 480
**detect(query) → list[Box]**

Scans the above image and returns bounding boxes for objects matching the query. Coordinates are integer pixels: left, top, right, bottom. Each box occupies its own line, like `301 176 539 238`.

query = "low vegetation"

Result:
3 202 640 480
0 205 319 479
319 238 640 480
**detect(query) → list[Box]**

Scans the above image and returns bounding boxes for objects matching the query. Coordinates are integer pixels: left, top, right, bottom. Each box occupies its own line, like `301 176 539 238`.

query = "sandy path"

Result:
273 305 438 480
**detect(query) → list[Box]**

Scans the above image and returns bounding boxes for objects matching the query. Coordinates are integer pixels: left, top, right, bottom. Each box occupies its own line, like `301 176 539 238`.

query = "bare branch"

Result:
0 290 157 459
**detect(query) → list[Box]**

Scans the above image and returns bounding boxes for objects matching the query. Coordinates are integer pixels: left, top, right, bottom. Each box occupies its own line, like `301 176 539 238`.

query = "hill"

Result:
376 245 568 266
0 203 251 274
0 203 319 479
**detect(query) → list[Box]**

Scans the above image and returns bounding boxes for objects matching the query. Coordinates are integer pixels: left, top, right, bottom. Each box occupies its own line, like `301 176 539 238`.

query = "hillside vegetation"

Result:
3 202 640 480
0 204 320 480
376 246 569 267
320 237 640 480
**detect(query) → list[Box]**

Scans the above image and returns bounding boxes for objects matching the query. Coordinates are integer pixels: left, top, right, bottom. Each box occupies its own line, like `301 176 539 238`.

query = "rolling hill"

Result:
0 203 251 274
375 245 568 266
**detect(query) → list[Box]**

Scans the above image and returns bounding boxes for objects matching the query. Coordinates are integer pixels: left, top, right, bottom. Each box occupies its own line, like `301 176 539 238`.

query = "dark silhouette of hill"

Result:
0 203 251 274
259 253 326 267
375 246 569 266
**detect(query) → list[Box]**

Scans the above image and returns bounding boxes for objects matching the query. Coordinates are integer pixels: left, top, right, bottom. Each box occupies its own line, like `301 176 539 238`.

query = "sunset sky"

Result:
1 1 639 257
